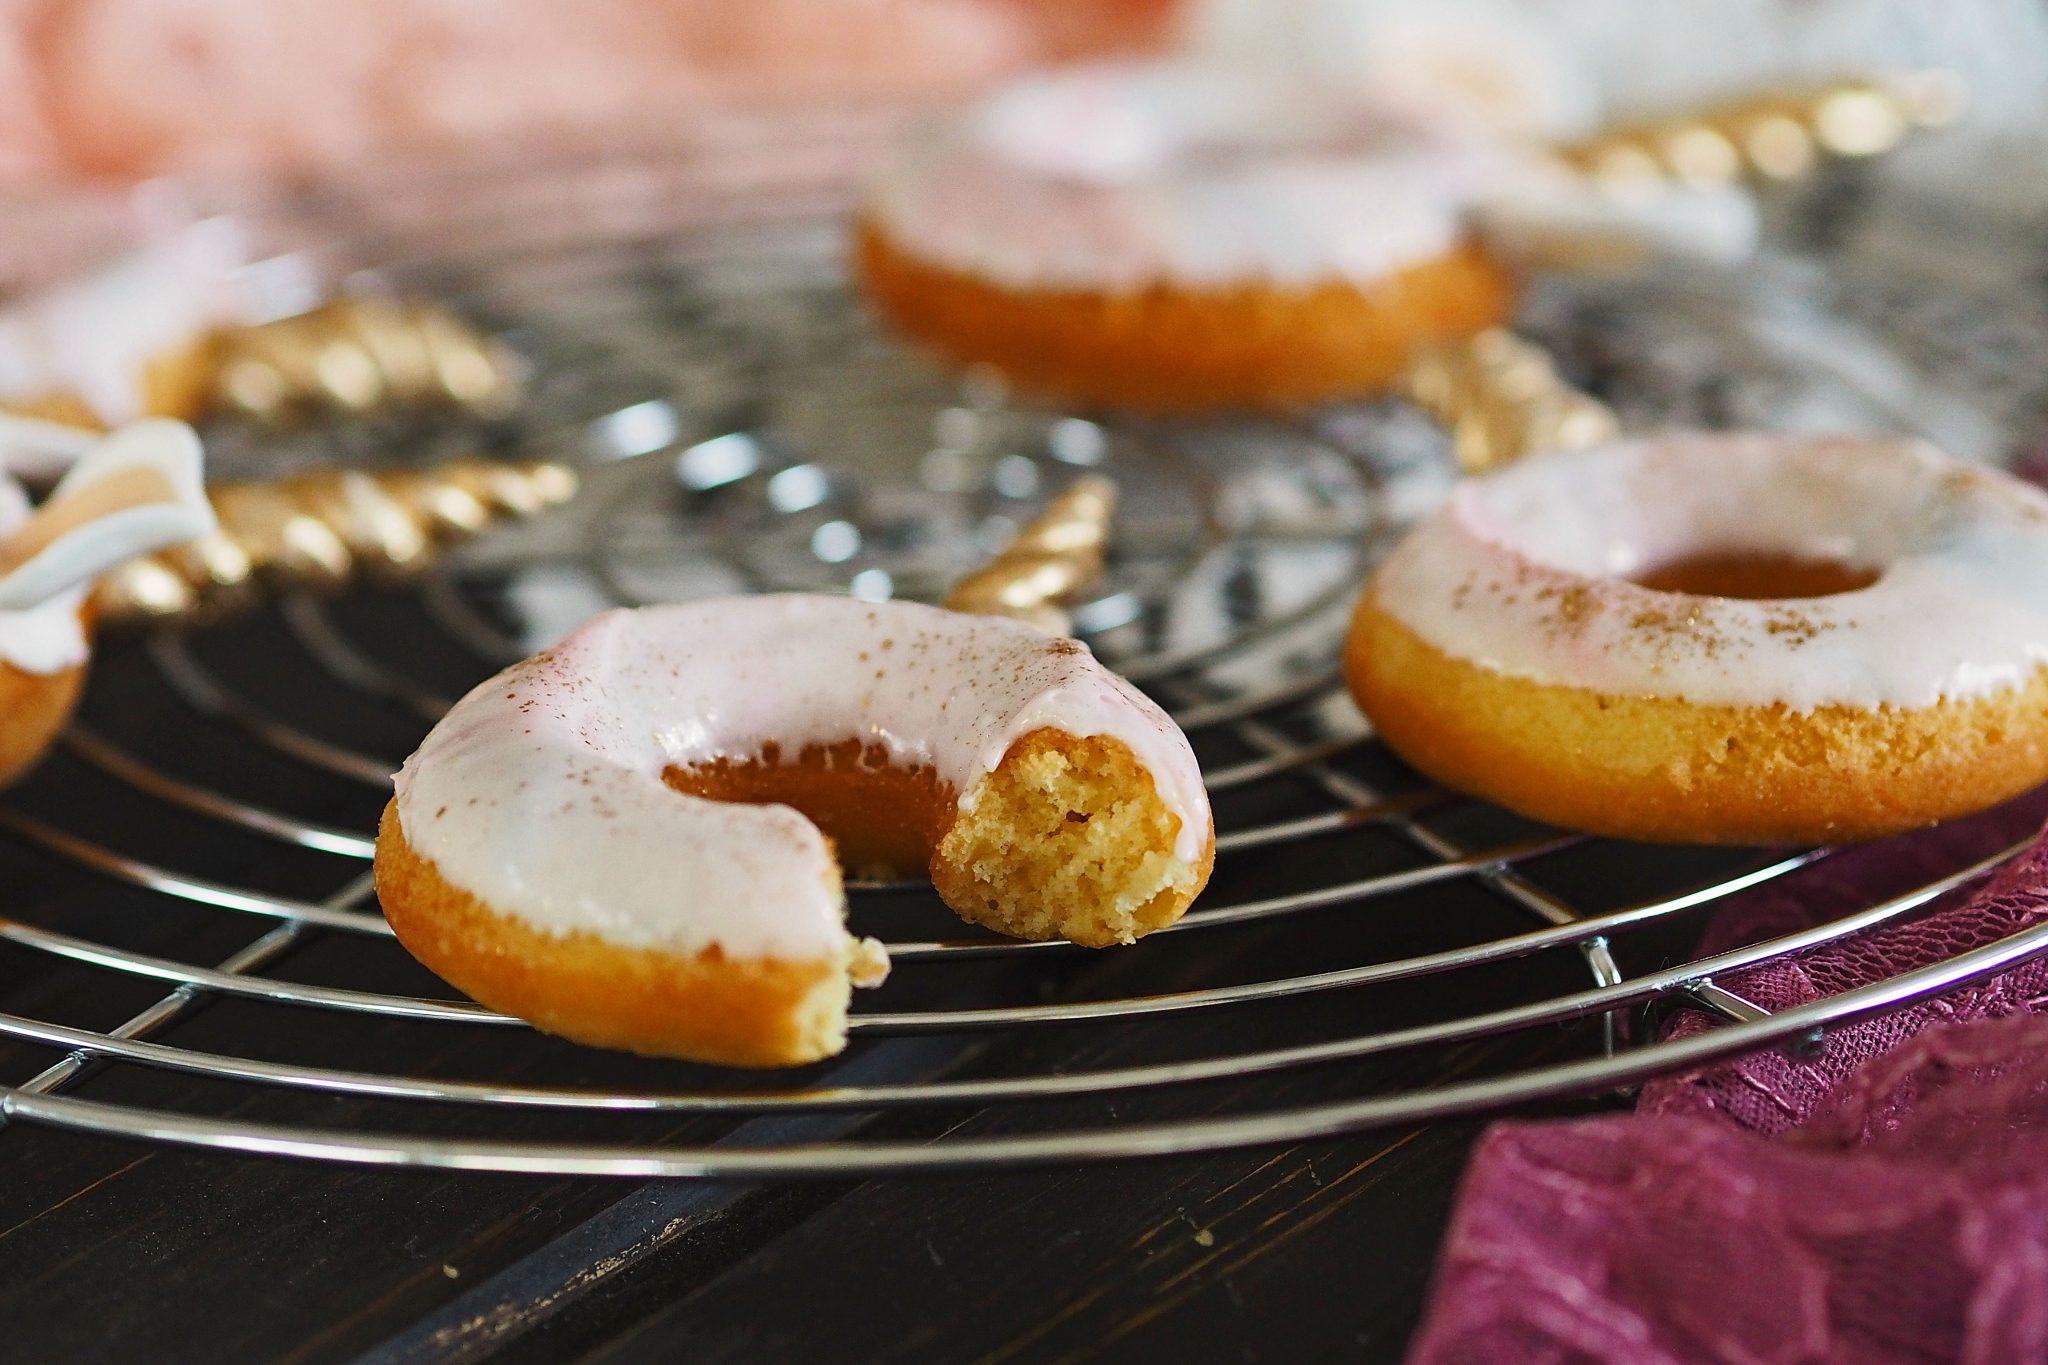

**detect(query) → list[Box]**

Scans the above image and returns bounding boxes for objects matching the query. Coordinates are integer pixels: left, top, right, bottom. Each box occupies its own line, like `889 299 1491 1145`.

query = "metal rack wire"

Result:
2 143 2046 1176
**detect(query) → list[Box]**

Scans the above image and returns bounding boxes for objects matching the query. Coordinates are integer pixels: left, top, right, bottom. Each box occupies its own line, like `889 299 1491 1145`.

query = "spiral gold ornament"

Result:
1555 71 1965 189
943 475 1116 634
93 458 579 624
206 296 524 424
1399 329 1618 475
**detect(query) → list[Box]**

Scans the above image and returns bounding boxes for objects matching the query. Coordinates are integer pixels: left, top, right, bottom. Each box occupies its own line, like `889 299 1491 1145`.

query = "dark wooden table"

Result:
0 1058 1609 1364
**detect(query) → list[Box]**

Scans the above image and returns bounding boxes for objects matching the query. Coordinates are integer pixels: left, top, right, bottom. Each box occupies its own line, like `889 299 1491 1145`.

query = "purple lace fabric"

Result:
1407 789 2048 1365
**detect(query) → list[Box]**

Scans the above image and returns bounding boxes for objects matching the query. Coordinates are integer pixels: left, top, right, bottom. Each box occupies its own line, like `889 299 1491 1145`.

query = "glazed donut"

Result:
1347 433 2048 844
375 596 1214 1067
0 419 215 786
856 61 1517 412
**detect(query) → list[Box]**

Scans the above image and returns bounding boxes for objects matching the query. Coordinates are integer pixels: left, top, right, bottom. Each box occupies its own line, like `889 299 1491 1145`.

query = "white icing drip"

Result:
1471 164 1761 271
393 596 1213 960
0 419 214 612
866 61 1501 291
0 419 216 673
1372 433 2048 712
0 219 256 423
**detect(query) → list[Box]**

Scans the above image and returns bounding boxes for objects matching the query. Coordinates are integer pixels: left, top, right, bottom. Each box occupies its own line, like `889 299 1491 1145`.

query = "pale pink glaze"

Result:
1373 433 2048 712
393 596 1211 961
867 59 1503 290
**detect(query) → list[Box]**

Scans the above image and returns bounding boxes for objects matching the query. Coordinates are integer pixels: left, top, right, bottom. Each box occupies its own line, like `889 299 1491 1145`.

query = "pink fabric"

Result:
1640 788 2048 1133
0 0 1178 187
1408 790 2048 1365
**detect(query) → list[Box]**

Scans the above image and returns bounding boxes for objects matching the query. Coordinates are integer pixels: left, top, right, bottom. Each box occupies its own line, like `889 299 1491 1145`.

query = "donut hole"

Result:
1464 434 1945 590
1630 550 1882 601
662 740 952 880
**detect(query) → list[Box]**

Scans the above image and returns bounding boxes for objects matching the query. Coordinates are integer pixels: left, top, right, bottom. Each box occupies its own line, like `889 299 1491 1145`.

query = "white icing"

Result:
866 61 1503 291
0 219 256 423
1372 432 2048 712
0 419 214 612
0 419 216 673
1472 164 1761 271
393 596 1213 960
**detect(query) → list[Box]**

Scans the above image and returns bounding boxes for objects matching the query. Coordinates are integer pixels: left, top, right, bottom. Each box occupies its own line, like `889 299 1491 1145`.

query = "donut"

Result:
375 595 1214 1067
0 418 215 786
856 61 1518 412
1346 433 2048 845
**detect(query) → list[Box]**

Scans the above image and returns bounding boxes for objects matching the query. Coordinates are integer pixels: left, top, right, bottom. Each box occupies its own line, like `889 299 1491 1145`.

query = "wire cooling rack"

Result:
3 140 2048 1177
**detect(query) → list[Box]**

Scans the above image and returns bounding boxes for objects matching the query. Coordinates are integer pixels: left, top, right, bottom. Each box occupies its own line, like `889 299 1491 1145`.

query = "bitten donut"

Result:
857 61 1516 412
0 419 216 785
1347 433 2048 844
375 596 1214 1067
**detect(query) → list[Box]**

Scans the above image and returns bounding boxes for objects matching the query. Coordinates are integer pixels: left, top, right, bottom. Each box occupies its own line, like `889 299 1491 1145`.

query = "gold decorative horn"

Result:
1555 70 1965 188
1398 329 1619 475
94 458 578 623
1422 74 1962 472
207 297 524 424
943 475 1116 634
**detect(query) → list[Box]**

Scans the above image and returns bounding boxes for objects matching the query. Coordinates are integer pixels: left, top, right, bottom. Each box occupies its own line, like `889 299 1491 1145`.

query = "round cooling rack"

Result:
3 146 2048 1177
